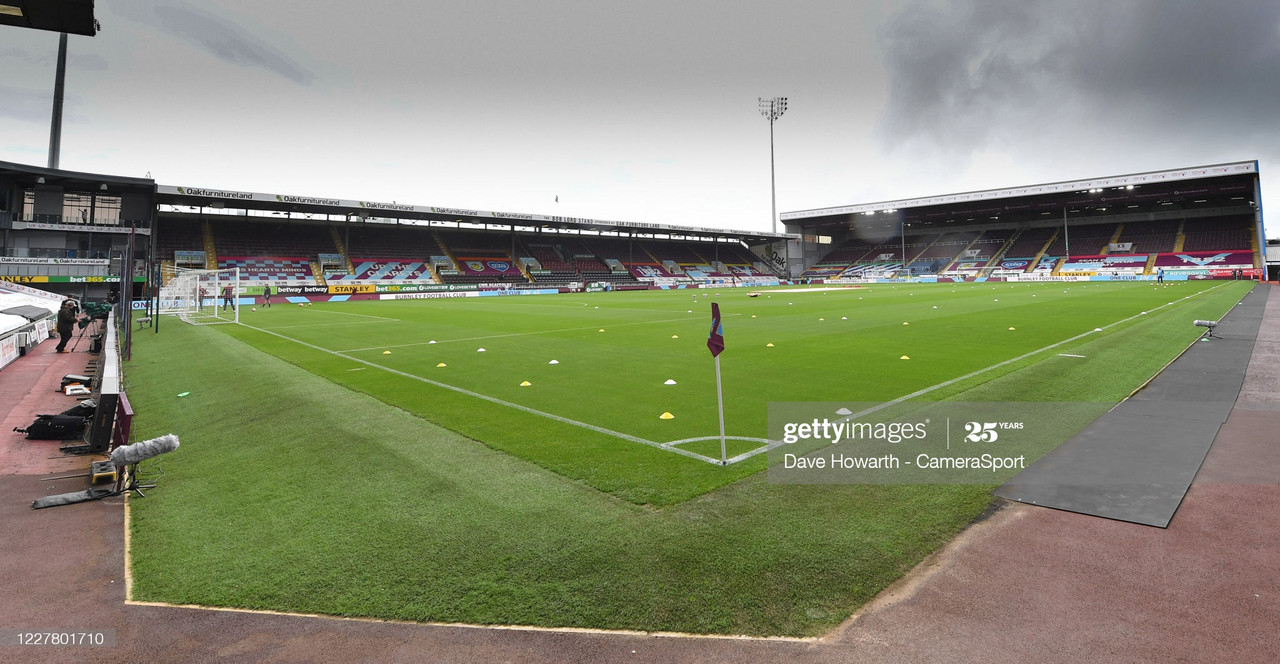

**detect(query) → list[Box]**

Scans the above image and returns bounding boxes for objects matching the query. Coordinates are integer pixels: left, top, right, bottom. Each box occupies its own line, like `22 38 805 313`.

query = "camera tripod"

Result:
69 316 99 352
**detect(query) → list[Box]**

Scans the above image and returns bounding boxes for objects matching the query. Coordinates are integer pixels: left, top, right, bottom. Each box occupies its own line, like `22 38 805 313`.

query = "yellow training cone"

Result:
903 321 909 325
520 381 531 386
599 329 605 332
900 355 910 360
819 318 825 321
382 350 391 354
751 314 757 318
659 412 675 420
672 335 679 338
436 362 446 367
766 342 775 347
1008 327 1016 331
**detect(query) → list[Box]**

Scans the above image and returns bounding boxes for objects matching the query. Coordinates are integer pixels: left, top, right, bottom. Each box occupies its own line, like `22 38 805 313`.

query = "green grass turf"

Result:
124 280 1253 635
218 280 1242 504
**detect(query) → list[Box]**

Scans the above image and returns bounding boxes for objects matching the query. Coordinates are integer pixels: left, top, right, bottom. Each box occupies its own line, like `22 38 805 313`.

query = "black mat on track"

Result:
994 284 1267 527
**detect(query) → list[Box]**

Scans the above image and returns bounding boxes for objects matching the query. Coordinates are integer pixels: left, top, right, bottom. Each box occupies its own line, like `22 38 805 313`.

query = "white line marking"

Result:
307 308 400 321
237 322 723 465
1058 353 1086 358
229 282 1228 467
733 282 1231 462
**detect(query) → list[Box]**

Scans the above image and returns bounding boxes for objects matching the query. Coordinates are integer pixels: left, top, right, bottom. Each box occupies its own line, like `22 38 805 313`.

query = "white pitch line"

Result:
731 281 1232 462
338 314 740 353
236 322 723 465
263 321 384 330
307 308 401 321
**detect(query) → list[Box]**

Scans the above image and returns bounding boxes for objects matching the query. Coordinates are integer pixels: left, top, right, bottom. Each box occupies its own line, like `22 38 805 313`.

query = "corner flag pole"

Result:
707 303 727 465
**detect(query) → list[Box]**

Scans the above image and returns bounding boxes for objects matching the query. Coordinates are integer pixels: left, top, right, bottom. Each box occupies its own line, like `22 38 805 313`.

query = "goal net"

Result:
158 266 241 325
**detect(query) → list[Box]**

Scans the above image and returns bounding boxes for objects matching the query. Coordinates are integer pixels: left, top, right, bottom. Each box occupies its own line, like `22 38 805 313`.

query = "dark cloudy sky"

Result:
2 1 1277 235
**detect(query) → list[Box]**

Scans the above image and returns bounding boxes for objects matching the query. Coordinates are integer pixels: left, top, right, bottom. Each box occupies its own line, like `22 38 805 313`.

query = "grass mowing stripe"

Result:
126 281 1252 636
237 321 723 465
812 282 1231 428
125 322 997 636
336 313 739 353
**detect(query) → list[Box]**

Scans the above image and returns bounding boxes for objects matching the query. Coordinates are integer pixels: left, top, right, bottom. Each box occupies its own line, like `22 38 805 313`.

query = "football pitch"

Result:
124 280 1252 636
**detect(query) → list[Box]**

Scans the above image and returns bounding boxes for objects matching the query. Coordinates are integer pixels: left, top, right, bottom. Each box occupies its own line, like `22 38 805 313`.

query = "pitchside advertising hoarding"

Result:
768 402 1111 484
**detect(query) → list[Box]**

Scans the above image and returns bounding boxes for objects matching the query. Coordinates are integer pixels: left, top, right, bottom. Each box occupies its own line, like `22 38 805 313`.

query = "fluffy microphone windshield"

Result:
111 434 180 465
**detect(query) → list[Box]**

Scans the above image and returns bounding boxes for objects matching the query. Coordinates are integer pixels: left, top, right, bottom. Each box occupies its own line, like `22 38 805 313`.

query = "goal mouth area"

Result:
158 266 241 326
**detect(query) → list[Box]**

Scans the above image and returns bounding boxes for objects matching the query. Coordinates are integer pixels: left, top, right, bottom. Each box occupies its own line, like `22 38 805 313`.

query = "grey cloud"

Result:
877 0 1280 154
0 87 52 123
150 4 315 85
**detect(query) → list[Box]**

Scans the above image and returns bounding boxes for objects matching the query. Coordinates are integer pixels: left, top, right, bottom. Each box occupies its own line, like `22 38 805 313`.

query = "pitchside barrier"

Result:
63 308 131 456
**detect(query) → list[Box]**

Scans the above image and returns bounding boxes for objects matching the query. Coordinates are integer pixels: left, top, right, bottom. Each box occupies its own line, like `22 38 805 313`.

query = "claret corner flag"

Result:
707 302 725 357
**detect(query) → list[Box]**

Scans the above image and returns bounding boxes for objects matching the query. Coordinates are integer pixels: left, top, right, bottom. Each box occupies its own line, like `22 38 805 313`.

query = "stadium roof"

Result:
782 161 1261 234
0 159 154 190
0 0 97 37
155 184 793 244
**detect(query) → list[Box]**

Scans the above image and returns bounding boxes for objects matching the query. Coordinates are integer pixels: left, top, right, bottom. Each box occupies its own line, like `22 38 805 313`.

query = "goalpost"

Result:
158 266 241 325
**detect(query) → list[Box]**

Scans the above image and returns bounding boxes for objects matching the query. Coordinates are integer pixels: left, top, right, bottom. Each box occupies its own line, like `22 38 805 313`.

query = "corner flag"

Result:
707 302 724 357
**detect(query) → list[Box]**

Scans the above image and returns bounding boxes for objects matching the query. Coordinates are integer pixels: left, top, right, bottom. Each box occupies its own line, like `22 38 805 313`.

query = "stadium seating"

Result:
153 218 203 261
1058 254 1150 274
1043 222 1117 257
999 226 1057 259
218 256 316 282
345 226 437 258
332 260 431 281
1115 220 1179 253
1181 215 1253 252
212 220 336 258
1153 250 1256 270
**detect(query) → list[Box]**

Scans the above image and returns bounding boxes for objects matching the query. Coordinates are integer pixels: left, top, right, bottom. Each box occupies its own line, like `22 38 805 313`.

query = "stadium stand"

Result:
1154 250 1256 270
999 226 1058 260
333 260 432 281
211 220 336 258
1115 220 1179 254
436 230 527 285
344 225 437 259
1043 222 1117 257
1181 215 1254 251
218 256 316 282
153 218 204 262
523 243 579 286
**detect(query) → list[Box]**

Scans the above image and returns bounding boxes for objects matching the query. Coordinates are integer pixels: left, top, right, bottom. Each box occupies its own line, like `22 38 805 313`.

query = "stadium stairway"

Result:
1172 220 1187 252
432 232 461 272
201 220 218 269
977 228 1022 277
1028 228 1059 273
1103 224 1125 254
328 225 355 274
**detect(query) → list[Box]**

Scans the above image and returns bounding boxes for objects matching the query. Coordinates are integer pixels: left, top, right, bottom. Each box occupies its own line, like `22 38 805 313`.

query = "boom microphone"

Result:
1193 320 1219 329
110 434 180 465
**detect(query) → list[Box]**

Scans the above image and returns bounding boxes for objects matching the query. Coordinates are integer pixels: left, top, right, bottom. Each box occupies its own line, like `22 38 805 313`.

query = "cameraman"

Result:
54 299 82 353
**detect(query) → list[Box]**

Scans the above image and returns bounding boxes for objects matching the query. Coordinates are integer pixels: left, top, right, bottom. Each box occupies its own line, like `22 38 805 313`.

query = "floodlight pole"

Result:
1063 207 1071 258
901 221 908 281
758 97 788 236
48 33 68 169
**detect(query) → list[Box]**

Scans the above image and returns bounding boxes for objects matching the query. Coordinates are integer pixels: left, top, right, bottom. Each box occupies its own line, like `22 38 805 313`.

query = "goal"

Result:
158 266 241 325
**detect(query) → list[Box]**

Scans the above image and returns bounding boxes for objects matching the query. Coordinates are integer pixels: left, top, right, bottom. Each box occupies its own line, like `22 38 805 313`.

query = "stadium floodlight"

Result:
758 97 788 236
